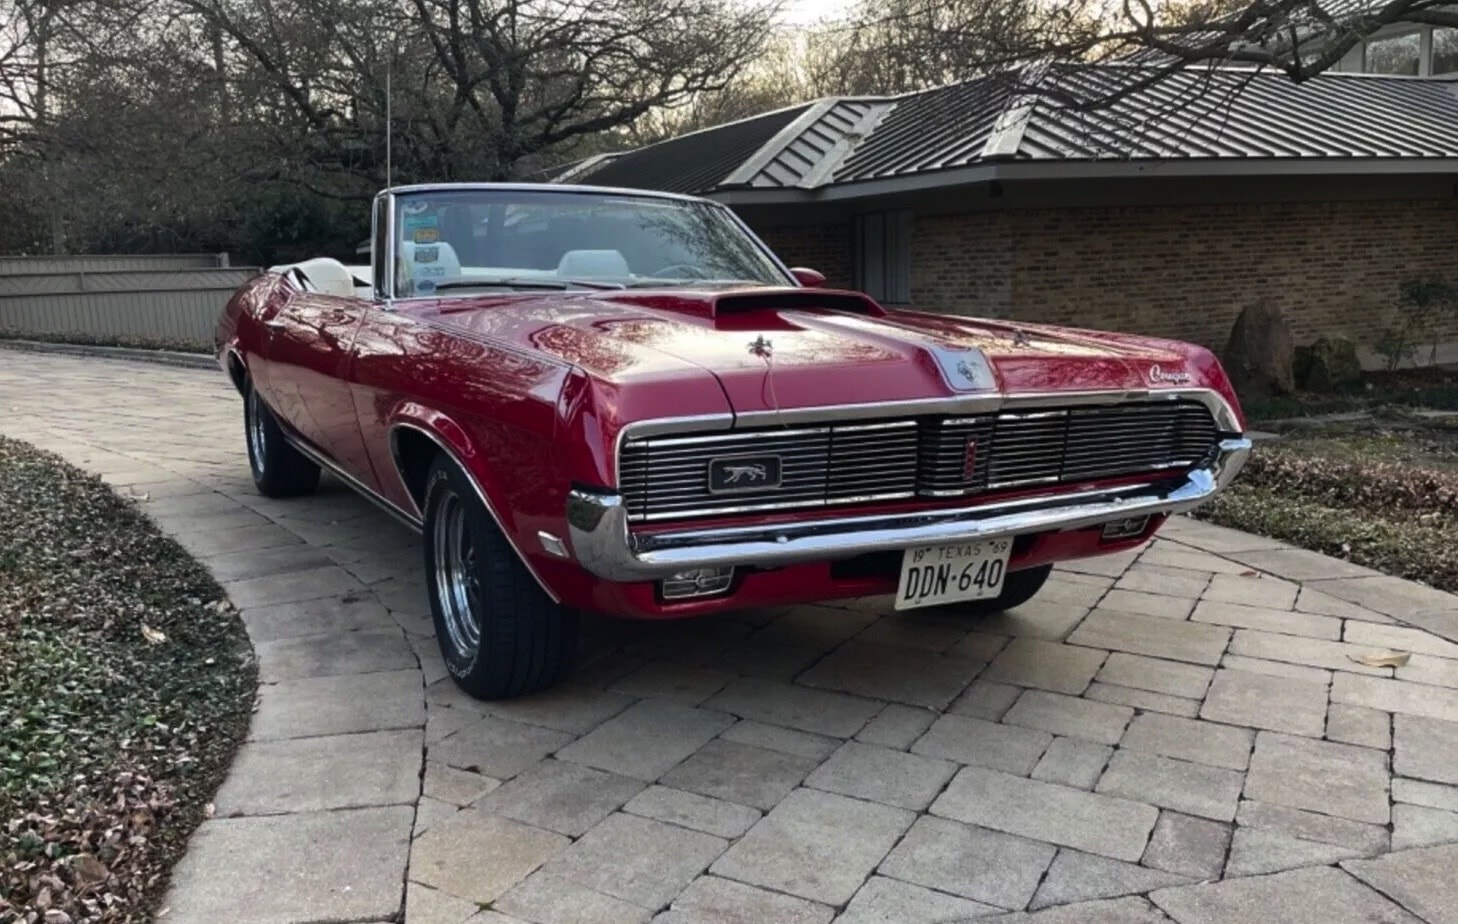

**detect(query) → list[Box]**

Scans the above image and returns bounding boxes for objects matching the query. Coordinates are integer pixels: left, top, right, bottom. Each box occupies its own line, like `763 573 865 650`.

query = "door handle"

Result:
263 318 288 331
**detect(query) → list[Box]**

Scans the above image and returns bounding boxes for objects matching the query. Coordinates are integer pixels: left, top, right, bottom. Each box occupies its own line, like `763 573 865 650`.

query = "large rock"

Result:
1293 337 1363 394
1222 302 1295 400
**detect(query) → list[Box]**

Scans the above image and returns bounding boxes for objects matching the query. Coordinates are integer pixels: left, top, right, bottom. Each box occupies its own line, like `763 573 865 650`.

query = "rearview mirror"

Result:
790 267 826 288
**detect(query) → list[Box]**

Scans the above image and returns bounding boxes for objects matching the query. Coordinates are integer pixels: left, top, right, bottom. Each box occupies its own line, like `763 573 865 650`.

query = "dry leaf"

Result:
71 854 109 885
1239 570 1259 578
1349 650 1411 668
140 625 167 645
204 803 215 819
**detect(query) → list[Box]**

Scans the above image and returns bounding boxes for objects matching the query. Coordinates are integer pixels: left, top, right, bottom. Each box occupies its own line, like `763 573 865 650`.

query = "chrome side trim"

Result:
387 423 562 603
538 531 569 558
279 433 424 533
567 437 1251 582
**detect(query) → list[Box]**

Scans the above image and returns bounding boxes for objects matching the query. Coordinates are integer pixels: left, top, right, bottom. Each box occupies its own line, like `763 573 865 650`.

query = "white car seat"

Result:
557 249 630 280
282 257 358 298
400 241 462 288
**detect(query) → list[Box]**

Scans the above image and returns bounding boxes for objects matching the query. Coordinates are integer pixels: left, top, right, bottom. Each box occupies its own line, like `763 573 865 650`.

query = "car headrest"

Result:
276 257 357 299
557 249 629 280
401 241 462 282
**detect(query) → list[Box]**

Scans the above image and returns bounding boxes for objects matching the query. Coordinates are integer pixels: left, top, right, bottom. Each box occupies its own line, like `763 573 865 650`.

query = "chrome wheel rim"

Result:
246 391 267 474
432 489 481 661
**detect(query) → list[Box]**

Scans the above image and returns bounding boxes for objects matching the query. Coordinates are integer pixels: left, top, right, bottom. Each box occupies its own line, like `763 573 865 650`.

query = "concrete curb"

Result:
0 338 215 370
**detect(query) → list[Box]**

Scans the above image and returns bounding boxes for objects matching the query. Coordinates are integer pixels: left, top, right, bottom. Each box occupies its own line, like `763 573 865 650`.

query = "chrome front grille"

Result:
619 399 1222 522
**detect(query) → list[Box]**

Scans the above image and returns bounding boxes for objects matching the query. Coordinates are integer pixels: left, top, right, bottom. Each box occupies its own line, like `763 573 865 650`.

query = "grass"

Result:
1195 409 1458 592
0 437 256 921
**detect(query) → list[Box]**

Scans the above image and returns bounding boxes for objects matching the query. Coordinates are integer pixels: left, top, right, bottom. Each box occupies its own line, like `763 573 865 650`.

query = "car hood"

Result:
419 286 1224 416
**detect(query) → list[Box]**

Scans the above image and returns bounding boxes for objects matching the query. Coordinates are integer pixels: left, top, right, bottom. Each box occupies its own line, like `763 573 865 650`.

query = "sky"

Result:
780 0 857 25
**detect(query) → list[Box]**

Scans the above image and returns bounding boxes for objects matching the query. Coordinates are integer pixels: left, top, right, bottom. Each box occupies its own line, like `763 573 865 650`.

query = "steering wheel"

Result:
649 263 712 280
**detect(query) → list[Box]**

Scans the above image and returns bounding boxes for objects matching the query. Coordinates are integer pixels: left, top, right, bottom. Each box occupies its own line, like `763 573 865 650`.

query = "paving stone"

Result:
474 686 638 736
980 896 1172 923
428 714 575 779
1332 673 1458 723
203 543 337 584
1085 682 1200 718
948 679 1024 720
1099 588 1196 620
1228 548 1380 582
1398 654 1458 689
496 871 650 924
837 876 997 924
804 740 956 810
931 766 1159 862
856 703 938 749
708 641 824 682
1295 586 1388 621
1224 827 1368 877
661 739 818 810
1227 629 1391 677
161 806 413 924
1202 572 1299 610
1218 654 1331 685
1245 732 1390 825
1191 600 1340 640
797 639 983 709
1312 575 1458 621
912 714 1052 775
981 637 1108 695
547 812 726 908
213 729 421 816
1142 812 1231 880
425 702 481 745
1031 849 1190 910
1151 866 1420 924
750 603 878 649
1121 713 1254 771
224 564 366 608
476 759 645 836
948 631 1012 662
413 796 460 838
250 669 424 741
1394 713 1458 785
878 815 1056 910
1114 565 1211 599
1096 750 1244 822
1392 803 1458 850
405 881 480 924
556 700 733 781
1346 621 1458 659
410 809 568 904
719 719 839 760
1199 669 1328 738
1059 548 1141 576
423 761 499 805
661 875 833 924
709 788 913 906
610 661 735 705
240 594 397 643
1032 736 1113 790
252 628 416 683
857 612 970 652
967 599 1092 641
1095 652 1213 699
702 677 881 737
623 785 761 839
1069 610 1229 666
1037 576 1112 608
1344 845 1458 924
1326 703 1391 750
1236 800 1389 854
1162 520 1285 554
1394 777 1458 813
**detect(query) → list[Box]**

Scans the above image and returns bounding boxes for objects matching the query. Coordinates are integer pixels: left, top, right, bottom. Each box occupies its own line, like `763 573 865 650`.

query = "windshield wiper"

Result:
431 278 624 292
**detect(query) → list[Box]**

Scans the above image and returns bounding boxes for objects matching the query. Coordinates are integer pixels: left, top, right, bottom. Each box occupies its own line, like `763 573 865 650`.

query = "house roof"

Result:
560 64 1458 201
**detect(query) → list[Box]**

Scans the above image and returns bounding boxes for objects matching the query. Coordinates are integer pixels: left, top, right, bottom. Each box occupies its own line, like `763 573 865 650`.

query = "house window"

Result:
1433 28 1458 74
1366 30 1422 75
855 211 912 305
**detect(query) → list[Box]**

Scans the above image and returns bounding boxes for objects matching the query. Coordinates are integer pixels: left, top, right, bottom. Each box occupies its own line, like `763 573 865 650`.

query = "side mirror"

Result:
790 267 826 288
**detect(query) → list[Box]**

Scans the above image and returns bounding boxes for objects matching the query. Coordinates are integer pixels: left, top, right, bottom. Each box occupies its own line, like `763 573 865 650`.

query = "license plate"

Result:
895 539 1012 610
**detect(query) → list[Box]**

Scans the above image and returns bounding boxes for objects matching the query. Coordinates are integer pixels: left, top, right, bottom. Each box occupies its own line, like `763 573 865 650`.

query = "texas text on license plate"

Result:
895 539 1012 610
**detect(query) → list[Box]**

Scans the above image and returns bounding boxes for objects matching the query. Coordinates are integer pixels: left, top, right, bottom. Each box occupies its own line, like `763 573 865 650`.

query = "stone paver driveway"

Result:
5 348 1458 924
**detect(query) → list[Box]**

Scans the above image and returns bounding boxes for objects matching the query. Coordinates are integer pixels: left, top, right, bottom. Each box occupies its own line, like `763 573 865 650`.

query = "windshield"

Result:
388 188 791 298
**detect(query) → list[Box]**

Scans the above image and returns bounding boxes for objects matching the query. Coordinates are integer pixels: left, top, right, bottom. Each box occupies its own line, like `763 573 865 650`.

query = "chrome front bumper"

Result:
566 437 1252 582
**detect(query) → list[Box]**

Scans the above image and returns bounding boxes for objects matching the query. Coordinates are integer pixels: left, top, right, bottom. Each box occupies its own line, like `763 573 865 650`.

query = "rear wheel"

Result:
244 383 320 497
942 563 1053 616
423 455 578 699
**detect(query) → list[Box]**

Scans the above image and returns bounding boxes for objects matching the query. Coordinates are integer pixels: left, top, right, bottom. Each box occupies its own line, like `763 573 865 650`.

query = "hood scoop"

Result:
713 289 885 319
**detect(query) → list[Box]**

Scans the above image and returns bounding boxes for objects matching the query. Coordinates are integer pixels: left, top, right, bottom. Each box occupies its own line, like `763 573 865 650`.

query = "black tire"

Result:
423 455 579 699
941 563 1053 616
244 383 321 498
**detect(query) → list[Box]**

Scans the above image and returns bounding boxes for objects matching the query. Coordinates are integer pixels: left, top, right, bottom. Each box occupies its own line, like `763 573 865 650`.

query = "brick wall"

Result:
909 199 1458 352
754 200 1458 354
756 223 854 290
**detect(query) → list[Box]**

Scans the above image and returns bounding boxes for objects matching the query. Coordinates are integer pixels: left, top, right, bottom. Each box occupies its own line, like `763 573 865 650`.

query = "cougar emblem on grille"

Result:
708 456 783 494
722 464 767 483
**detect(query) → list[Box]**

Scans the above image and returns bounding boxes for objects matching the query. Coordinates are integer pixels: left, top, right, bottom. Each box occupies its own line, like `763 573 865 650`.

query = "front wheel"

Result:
423 455 578 699
942 563 1053 616
244 383 320 498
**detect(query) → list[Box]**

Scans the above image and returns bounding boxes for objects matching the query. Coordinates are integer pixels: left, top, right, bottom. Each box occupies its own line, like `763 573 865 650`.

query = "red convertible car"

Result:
217 182 1250 699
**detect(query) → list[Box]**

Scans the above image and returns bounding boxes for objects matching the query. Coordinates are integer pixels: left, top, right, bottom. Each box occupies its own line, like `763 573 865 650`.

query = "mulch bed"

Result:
0 438 255 922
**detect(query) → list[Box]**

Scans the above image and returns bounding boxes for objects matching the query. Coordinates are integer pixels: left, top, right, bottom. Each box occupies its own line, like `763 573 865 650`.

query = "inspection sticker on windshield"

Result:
895 539 1011 610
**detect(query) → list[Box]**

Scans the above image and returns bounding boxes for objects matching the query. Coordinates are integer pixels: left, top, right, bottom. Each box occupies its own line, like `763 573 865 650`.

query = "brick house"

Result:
558 64 1458 365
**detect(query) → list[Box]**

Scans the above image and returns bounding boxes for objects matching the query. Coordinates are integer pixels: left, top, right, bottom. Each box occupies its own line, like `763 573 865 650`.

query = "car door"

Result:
259 291 376 481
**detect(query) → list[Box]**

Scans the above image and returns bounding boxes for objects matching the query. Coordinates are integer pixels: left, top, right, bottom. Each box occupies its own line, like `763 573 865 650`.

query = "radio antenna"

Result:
385 58 393 190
